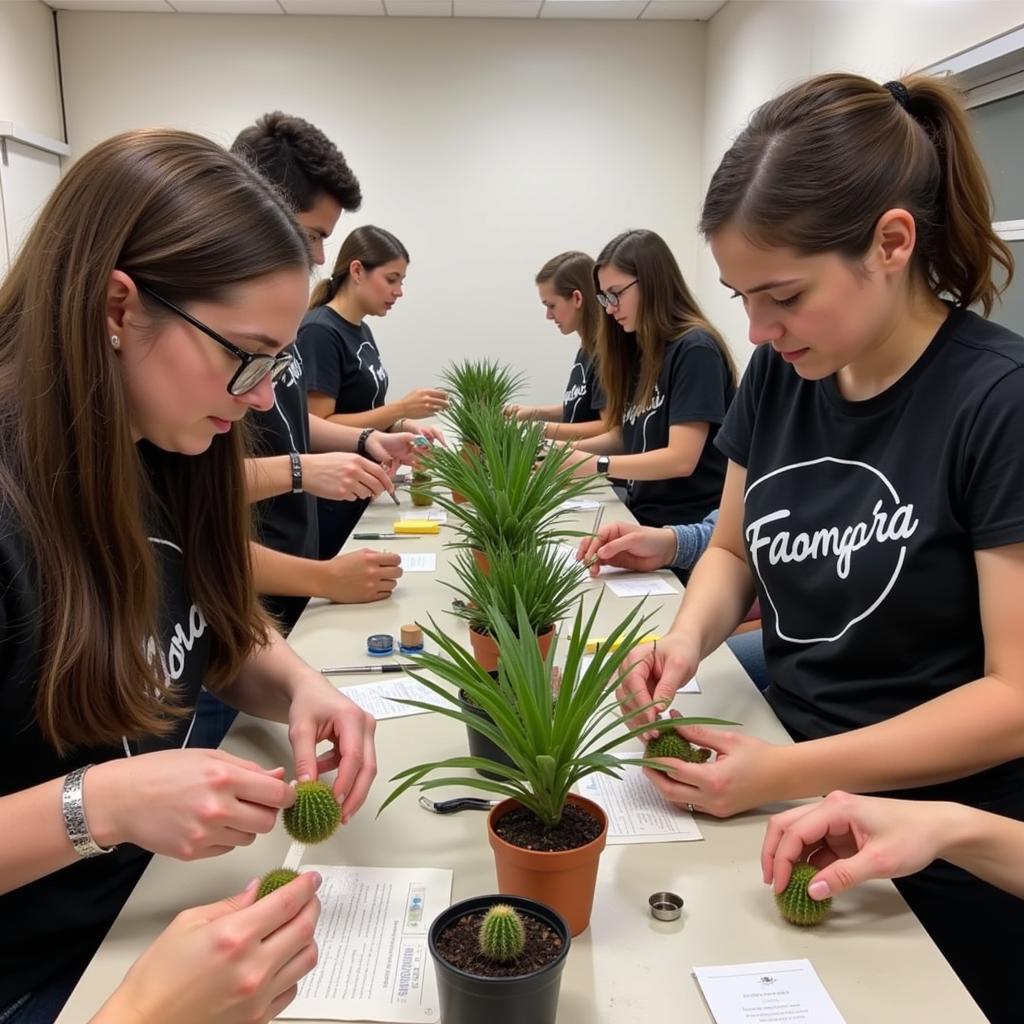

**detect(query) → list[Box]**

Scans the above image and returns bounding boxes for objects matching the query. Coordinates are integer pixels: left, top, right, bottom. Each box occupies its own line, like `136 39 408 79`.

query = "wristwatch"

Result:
596 455 611 476
63 765 116 859
356 427 375 459
289 451 303 494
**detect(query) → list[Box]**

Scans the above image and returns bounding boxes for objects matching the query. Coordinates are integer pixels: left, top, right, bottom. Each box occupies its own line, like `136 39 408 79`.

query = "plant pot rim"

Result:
487 794 608 858
428 893 571 984
467 624 555 641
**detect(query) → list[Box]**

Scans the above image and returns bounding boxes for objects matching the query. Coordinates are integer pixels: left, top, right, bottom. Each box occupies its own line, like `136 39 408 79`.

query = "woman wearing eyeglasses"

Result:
506 250 611 443
0 130 377 1023
563 229 737 539
299 225 446 558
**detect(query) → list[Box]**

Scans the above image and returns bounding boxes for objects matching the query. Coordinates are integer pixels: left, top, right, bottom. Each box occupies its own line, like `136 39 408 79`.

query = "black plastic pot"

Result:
458 686 517 780
428 894 571 1024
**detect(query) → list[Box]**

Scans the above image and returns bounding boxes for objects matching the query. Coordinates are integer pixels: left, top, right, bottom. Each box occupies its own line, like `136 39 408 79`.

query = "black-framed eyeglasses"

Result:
139 285 293 397
596 279 638 310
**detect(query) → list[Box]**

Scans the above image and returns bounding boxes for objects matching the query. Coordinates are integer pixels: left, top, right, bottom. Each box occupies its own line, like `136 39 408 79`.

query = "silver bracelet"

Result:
62 765 116 859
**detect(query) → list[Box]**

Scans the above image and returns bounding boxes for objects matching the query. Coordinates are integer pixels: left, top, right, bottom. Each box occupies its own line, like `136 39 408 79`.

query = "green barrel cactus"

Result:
479 903 526 962
645 731 710 764
776 863 832 926
283 780 342 844
257 868 300 900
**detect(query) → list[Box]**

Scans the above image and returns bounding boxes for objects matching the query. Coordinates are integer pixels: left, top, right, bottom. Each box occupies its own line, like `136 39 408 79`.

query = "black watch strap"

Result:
356 427 375 459
289 451 303 494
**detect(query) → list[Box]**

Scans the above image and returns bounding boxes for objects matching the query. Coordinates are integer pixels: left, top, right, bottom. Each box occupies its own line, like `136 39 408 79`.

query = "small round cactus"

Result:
283 780 342 845
257 868 300 900
645 732 710 764
479 904 526 962
776 863 832 926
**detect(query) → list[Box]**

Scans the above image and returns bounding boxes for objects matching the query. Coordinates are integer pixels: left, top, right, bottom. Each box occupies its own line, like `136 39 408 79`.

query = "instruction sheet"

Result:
278 865 453 1022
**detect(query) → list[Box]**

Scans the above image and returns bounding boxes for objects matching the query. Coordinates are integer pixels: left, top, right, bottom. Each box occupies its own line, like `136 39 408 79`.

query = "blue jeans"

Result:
0 960 87 1024
724 628 770 692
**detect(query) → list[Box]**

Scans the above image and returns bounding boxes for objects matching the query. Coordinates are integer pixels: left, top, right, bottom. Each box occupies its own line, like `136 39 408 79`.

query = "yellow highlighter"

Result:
393 520 441 535
584 633 661 655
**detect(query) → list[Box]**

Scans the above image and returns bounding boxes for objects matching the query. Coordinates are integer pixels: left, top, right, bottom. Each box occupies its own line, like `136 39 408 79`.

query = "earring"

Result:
109 335 121 350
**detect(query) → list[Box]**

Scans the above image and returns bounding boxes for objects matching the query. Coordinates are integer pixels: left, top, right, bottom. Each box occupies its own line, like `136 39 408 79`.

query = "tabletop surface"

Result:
58 482 986 1023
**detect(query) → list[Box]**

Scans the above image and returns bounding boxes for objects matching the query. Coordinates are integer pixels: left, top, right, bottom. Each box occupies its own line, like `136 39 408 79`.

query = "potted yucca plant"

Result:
447 543 584 673
446 542 586 777
422 415 598 562
382 595 736 935
441 358 527 417
429 895 570 1024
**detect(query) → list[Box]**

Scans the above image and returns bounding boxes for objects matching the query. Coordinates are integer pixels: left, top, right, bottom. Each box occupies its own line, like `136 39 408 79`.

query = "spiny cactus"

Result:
776 863 832 927
478 904 526 962
257 868 299 900
283 780 342 845
645 732 710 764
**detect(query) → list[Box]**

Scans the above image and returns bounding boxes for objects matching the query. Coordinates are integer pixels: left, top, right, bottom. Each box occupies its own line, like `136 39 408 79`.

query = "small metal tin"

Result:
367 633 395 657
648 891 684 922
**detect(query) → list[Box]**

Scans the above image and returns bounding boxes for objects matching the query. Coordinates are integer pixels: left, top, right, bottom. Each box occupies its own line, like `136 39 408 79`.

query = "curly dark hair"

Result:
230 111 362 214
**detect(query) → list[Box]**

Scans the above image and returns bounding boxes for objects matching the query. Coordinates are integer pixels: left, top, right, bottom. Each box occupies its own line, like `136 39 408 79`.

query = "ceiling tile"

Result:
385 0 452 14
640 0 723 19
454 0 540 15
540 1 647 19
170 0 283 11
47 0 173 9
279 0 384 13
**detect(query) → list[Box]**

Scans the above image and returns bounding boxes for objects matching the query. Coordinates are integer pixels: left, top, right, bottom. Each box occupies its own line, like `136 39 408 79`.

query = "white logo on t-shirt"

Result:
745 457 919 644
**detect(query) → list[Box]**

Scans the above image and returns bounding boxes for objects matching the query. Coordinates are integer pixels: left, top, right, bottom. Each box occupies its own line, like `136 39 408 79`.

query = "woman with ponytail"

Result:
506 250 611 442
618 73 1020 1021
299 225 444 556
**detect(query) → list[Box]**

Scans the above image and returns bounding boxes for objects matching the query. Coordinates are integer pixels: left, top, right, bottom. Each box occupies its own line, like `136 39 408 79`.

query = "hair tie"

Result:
883 80 911 110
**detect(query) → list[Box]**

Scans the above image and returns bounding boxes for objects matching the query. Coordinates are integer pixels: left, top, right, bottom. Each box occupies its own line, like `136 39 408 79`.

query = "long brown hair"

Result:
700 73 1013 314
535 251 601 358
309 224 410 308
0 129 310 752
594 229 736 426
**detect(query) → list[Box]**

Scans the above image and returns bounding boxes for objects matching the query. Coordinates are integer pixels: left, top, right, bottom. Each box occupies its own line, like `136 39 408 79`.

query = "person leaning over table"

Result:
616 72 1023 1023
0 129 376 1024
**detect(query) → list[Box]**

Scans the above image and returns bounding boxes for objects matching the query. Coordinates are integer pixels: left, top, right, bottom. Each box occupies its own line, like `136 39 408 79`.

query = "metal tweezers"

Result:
418 795 501 814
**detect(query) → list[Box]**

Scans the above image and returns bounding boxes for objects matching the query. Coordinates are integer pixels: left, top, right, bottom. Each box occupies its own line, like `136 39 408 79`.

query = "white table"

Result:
59 484 986 1022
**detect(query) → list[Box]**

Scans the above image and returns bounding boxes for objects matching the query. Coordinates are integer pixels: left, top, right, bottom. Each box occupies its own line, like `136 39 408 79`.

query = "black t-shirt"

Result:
562 348 602 424
715 308 1024 783
0 449 213 1006
620 331 734 528
297 306 389 416
249 346 317 631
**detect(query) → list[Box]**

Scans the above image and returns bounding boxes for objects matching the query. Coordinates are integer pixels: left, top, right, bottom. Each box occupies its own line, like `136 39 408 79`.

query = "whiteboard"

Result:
1 131 65 277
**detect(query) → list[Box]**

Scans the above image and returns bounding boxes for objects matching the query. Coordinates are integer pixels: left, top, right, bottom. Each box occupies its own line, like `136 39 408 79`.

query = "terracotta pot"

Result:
487 794 608 936
451 488 469 505
451 443 480 505
468 626 554 673
472 548 491 575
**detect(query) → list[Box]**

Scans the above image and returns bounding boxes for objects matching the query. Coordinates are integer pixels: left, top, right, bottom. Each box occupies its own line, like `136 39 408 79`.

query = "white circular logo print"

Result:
745 457 919 644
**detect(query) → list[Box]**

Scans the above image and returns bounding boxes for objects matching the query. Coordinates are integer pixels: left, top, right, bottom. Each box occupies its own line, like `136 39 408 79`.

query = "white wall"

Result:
700 0 1024 369
0 0 63 269
58 12 706 406
0 0 62 138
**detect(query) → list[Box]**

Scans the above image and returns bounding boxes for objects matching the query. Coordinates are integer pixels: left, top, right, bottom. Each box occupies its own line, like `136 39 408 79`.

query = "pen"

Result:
388 489 401 506
583 505 605 569
352 533 420 540
321 664 415 675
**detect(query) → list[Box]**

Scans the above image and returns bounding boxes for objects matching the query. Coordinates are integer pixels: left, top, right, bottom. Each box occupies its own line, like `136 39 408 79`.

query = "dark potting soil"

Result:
494 802 602 852
435 910 564 977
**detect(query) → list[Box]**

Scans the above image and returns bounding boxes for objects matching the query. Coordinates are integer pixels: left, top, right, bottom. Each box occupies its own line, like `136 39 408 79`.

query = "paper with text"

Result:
279 865 453 1022
693 960 846 1024
576 763 702 844
605 574 679 597
400 552 437 572
344 678 450 720
400 508 447 523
